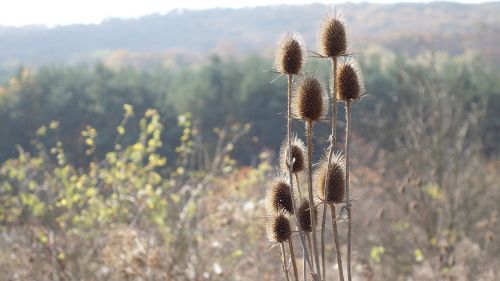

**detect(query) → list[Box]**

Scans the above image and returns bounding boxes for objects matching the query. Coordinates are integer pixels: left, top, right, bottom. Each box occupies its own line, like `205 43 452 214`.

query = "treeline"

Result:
0 49 499 164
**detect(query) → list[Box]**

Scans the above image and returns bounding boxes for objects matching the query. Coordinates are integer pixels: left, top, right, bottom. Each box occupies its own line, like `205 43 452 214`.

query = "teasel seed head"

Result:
297 200 318 233
292 76 327 122
267 213 292 243
276 32 304 75
279 135 306 174
266 175 294 214
319 12 347 58
315 153 345 204
337 59 364 102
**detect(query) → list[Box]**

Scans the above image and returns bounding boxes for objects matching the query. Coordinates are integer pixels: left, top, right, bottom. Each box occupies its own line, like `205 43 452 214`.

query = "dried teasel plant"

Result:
317 10 349 281
315 153 346 205
276 32 305 76
336 58 364 281
315 153 346 280
297 200 318 234
266 175 294 215
319 11 348 58
266 10 365 281
267 213 294 281
336 59 364 102
279 135 307 197
271 30 312 281
292 75 327 278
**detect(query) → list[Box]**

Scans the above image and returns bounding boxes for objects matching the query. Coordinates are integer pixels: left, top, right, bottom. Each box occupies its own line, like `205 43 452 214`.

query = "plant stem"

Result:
331 204 345 281
306 120 321 279
295 173 302 199
304 248 307 281
306 233 313 263
321 56 339 281
289 239 299 281
287 74 315 275
345 100 352 281
282 243 291 281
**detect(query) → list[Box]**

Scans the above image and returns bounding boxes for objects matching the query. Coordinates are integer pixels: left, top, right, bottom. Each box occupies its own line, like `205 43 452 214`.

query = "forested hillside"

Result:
1 2 499 66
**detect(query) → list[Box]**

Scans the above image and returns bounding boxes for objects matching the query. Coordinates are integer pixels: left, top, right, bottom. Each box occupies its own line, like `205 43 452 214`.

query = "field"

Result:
0 2 499 280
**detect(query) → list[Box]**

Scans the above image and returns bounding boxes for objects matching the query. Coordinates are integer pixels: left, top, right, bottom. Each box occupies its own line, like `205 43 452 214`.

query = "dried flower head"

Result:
297 200 318 233
315 153 345 204
279 135 306 174
319 12 347 58
266 175 294 214
337 60 364 101
292 76 327 122
267 213 292 243
276 32 304 75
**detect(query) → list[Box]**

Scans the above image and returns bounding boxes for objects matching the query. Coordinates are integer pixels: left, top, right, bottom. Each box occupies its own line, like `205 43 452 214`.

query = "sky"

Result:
0 0 492 27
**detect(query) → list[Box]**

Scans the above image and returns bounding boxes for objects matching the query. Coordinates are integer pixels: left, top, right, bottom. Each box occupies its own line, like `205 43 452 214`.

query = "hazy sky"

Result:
0 0 491 27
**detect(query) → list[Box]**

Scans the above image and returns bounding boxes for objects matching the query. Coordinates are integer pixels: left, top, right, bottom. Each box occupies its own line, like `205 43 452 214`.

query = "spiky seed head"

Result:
297 200 318 233
276 32 304 75
315 154 345 204
266 175 294 214
292 76 327 122
337 60 364 101
319 13 347 58
279 135 306 174
267 213 292 243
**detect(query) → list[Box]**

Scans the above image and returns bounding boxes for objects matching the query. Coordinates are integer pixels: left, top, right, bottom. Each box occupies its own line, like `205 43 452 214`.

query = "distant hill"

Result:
1 2 499 66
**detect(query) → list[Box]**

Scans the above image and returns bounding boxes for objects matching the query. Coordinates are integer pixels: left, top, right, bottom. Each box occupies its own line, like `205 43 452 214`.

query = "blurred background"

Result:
0 1 499 280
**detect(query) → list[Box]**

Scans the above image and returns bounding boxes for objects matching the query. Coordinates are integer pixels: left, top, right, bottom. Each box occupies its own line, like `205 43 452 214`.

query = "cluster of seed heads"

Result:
265 9 364 281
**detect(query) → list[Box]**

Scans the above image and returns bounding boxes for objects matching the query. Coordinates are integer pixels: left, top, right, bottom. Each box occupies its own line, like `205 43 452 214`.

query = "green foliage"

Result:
0 108 172 231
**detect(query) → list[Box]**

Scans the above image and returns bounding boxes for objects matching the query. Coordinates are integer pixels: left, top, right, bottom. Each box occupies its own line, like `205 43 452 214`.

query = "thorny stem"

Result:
282 243 291 281
331 204 345 281
306 120 321 279
287 74 315 276
289 239 299 281
321 56 339 281
345 100 352 281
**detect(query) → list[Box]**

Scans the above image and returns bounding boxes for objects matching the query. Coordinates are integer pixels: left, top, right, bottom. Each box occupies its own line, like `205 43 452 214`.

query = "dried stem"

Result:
306 120 321 279
295 173 302 199
304 248 307 281
282 243 291 281
321 56 339 281
345 100 352 281
289 239 299 281
287 74 315 275
331 204 345 281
